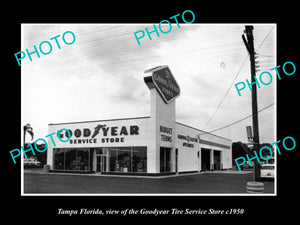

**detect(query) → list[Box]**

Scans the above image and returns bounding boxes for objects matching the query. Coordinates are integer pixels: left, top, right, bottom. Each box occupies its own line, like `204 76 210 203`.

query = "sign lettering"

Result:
59 124 139 145
152 66 180 103
160 125 173 142
177 134 197 148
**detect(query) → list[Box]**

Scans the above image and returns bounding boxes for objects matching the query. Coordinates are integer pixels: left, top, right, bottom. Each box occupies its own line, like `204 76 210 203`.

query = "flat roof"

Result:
48 116 151 126
175 122 231 141
49 116 231 141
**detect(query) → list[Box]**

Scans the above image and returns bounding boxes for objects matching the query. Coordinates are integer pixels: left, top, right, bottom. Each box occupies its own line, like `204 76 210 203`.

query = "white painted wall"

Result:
47 117 153 170
176 123 232 172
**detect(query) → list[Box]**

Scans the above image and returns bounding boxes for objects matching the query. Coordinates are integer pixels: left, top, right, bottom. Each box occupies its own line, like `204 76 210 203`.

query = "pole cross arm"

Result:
242 34 252 54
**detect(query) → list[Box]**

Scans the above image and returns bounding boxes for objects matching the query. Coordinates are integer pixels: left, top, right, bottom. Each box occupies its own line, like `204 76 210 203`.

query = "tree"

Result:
235 141 264 181
23 123 34 145
259 143 274 159
232 142 250 163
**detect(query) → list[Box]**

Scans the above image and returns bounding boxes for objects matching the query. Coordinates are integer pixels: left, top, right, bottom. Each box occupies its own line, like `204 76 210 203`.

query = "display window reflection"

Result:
107 147 147 173
53 147 146 173
109 149 117 172
65 149 76 170
132 147 147 172
76 148 89 171
53 148 91 171
53 148 65 170
118 147 132 172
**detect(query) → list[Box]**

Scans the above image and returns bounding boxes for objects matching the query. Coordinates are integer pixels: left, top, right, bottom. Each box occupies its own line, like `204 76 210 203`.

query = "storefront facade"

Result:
47 66 232 175
48 118 151 174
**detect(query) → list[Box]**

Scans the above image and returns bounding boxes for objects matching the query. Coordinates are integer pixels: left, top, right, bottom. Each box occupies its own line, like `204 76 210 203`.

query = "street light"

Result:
246 125 253 142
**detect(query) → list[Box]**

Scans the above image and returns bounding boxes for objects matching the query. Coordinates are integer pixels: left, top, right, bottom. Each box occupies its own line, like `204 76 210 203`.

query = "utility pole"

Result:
242 25 261 182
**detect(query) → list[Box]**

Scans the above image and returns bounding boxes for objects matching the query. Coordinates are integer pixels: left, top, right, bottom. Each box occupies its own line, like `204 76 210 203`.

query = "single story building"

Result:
47 66 232 175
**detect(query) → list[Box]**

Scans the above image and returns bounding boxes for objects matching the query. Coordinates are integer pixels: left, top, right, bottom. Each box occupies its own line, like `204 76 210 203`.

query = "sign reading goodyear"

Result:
58 124 140 144
146 65 180 104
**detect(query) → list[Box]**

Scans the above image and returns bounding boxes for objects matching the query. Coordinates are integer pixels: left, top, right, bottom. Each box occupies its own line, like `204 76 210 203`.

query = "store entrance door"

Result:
160 147 172 173
96 155 107 173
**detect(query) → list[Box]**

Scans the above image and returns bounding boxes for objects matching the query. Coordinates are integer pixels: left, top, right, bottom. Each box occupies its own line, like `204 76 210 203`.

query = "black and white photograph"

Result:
4 3 298 221
20 23 276 195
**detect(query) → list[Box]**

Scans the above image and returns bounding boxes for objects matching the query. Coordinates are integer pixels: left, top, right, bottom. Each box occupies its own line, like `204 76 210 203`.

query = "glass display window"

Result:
53 146 147 173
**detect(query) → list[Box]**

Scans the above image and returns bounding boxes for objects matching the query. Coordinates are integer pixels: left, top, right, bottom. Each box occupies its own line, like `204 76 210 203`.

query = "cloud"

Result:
76 24 196 75
109 74 148 103
22 24 276 144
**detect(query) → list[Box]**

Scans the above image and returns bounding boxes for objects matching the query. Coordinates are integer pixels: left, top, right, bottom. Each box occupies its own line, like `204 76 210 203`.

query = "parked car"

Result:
24 157 42 168
261 164 275 179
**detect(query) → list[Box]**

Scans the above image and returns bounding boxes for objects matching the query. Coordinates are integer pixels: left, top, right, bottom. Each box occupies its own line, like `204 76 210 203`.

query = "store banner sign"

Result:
58 124 139 145
152 66 180 103
146 65 180 104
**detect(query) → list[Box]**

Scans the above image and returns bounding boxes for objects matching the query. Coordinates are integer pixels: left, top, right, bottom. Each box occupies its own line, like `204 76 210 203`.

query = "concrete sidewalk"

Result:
203 170 253 174
23 168 252 179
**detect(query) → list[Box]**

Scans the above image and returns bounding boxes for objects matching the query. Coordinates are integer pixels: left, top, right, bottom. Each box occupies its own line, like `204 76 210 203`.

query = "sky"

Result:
21 23 276 144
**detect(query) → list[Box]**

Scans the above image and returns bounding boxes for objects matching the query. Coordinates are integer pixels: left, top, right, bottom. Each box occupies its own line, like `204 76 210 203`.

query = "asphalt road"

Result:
23 172 274 194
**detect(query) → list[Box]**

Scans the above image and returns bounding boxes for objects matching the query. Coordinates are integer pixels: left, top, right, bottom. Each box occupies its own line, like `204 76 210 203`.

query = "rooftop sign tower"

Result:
144 65 180 173
144 65 180 104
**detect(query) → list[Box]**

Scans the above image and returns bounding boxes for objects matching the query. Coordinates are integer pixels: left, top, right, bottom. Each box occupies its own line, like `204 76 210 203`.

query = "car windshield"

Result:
261 165 274 170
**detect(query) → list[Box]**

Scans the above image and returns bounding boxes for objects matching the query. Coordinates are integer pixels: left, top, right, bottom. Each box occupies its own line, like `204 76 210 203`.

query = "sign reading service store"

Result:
57 124 140 145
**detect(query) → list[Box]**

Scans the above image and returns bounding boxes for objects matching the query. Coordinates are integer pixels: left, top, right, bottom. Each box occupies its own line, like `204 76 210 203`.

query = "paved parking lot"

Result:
23 171 274 194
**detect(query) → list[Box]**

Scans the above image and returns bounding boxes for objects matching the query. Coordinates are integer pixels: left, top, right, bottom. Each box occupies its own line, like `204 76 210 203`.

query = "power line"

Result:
202 26 275 130
202 54 249 130
256 26 275 50
198 103 275 136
